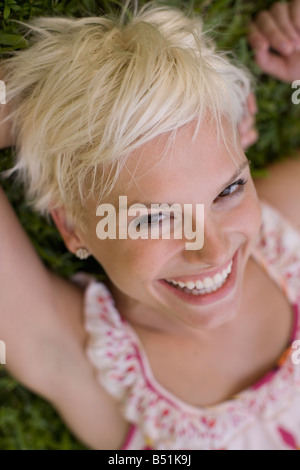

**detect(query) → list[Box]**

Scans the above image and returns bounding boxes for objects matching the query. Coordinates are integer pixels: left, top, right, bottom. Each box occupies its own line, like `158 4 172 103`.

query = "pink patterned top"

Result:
82 201 300 450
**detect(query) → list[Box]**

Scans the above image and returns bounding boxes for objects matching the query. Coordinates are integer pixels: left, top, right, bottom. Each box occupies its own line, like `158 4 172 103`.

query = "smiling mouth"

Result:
162 252 237 300
165 259 232 296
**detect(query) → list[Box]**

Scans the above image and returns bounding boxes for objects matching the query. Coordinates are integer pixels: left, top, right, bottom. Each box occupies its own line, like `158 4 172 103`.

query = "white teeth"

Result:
213 273 223 284
227 261 233 274
166 258 233 294
195 279 204 289
186 281 195 290
203 277 214 288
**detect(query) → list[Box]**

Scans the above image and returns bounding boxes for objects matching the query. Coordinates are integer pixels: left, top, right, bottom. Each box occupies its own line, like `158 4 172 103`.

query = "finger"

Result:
238 114 255 136
248 23 269 52
241 129 259 150
254 48 292 83
269 2 300 47
247 93 258 115
290 0 300 34
255 10 294 55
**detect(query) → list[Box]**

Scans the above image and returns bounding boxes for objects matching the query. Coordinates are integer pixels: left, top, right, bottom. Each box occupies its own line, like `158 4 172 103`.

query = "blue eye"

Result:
136 212 168 229
218 178 247 199
136 212 162 228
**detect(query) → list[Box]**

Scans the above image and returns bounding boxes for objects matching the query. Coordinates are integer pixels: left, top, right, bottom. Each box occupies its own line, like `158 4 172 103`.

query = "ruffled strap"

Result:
253 200 300 304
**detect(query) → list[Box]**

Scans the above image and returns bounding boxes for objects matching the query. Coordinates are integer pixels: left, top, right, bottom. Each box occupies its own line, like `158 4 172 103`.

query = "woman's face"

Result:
82 119 262 333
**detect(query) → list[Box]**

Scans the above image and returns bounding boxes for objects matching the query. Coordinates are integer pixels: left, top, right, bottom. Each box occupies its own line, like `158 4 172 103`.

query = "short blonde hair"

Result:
2 1 251 228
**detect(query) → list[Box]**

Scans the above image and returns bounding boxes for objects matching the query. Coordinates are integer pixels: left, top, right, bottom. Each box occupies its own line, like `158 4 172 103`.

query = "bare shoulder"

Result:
45 273 131 450
0 186 78 388
0 188 129 449
253 153 300 231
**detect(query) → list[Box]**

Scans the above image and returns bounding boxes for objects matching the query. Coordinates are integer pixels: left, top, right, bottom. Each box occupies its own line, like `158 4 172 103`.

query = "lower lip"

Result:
159 250 239 306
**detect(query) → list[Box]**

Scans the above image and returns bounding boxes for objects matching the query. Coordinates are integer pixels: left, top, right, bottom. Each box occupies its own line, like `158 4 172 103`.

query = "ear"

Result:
50 208 85 255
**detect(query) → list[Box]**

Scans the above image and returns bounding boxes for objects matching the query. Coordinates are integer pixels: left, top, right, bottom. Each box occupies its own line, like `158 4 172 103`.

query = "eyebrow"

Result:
118 158 250 211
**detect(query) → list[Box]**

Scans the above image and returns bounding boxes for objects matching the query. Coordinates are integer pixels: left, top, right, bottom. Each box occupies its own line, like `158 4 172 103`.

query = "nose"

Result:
183 212 231 267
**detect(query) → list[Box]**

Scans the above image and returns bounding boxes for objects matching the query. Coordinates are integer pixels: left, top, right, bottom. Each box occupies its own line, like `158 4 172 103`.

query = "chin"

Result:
179 298 240 331
170 270 244 331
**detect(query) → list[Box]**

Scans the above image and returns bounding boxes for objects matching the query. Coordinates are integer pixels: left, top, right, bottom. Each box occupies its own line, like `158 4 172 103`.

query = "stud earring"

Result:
75 248 90 260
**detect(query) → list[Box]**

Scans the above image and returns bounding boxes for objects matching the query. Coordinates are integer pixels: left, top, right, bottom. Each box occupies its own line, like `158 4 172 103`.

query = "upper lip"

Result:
162 252 235 283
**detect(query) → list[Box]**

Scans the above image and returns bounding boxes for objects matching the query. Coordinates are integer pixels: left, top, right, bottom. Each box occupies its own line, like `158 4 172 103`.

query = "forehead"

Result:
110 118 245 204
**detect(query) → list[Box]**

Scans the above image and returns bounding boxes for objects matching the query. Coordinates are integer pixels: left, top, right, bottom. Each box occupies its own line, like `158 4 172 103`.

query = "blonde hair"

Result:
1 1 251 228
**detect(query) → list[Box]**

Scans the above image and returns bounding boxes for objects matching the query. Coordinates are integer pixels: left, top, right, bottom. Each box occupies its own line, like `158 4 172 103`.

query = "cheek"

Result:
220 186 261 242
122 241 174 276
235 188 262 239
91 237 172 284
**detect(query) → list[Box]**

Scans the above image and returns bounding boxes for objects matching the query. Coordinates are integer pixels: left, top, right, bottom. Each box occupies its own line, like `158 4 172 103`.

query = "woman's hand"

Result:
248 1 300 83
238 92 259 150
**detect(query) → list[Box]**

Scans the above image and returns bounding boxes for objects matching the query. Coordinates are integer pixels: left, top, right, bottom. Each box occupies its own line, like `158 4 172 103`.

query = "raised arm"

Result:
248 1 300 230
0 74 128 450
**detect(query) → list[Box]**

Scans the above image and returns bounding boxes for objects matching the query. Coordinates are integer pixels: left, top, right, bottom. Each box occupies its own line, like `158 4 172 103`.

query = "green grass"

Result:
0 0 300 450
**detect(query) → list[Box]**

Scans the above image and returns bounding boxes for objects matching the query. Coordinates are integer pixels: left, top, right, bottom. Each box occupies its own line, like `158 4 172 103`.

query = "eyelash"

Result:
217 178 247 200
135 178 248 227
136 212 172 228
